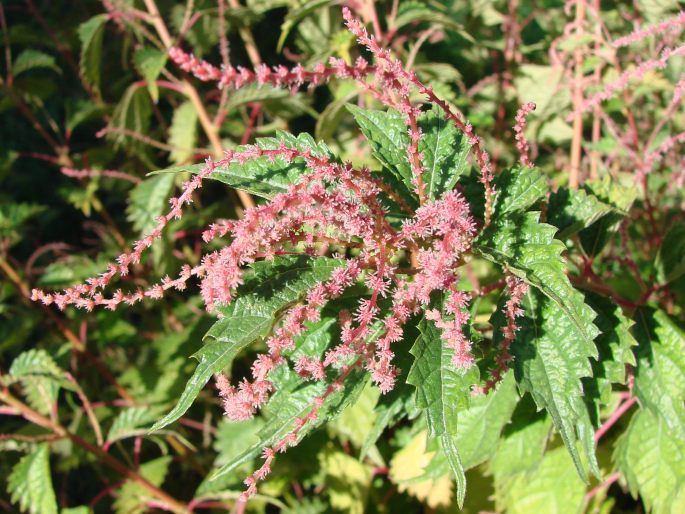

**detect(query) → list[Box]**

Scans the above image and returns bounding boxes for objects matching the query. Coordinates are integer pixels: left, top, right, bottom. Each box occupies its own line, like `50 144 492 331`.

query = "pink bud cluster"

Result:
571 42 685 118
612 11 685 48
514 102 536 167
168 8 495 223
485 275 529 393
60 167 142 184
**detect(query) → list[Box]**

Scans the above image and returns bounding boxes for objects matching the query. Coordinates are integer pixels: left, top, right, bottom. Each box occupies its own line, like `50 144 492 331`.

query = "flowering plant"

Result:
2 1 685 513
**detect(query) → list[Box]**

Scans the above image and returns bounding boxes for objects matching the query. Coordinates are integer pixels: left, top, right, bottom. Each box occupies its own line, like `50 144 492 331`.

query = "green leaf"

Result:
455 372 519 469
394 1 469 33
5 349 72 415
508 288 599 481
329 381 379 448
476 210 599 351
359 324 418 459
108 84 152 150
656 222 685 284
7 444 58 514
114 457 171 514
168 101 198 164
151 256 343 432
126 174 175 236
133 48 167 103
419 105 470 201
211 366 368 481
547 186 619 239
633 308 685 439
277 0 333 51
13 50 61 77
318 449 372 514
494 446 586 514
615 408 685 514
77 14 108 94
491 165 548 216
107 407 162 443
578 178 636 256
407 312 480 507
582 293 637 424
152 131 334 198
489 397 552 478
346 104 416 201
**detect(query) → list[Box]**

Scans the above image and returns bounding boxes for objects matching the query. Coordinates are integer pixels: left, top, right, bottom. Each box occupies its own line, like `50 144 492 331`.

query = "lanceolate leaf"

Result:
7 444 58 514
211 366 367 481
547 186 620 239
133 48 167 103
455 372 519 469
126 174 175 236
150 131 334 199
491 165 548 216
582 293 637 425
347 104 415 199
494 446 586 514
407 313 479 507
615 408 685 514
633 308 685 439
168 101 198 164
655 222 685 285
77 14 108 94
510 289 599 480
475 210 599 352
419 105 470 201
151 256 343 432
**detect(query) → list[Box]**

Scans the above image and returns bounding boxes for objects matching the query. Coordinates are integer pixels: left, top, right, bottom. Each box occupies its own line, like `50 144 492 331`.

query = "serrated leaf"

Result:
456 372 519 469
346 104 416 200
6 349 72 415
475 209 599 353
329 381 379 448
419 105 470 201
13 50 61 77
114 456 171 514
151 131 334 199
492 165 548 216
211 367 367 481
548 186 619 239
494 446 586 514
615 408 685 514
656 222 685 284
508 288 599 481
488 396 552 478
7 444 58 514
277 0 333 51
107 407 162 443
582 293 637 424
407 312 479 506
633 308 685 440
151 256 343 432
126 174 175 236
395 0 468 33
578 178 636 256
133 48 167 103
168 101 198 164
108 84 152 150
359 320 417 459
77 14 108 94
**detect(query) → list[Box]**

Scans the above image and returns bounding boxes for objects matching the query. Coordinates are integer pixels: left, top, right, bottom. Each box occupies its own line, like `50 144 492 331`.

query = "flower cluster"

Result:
31 7 530 503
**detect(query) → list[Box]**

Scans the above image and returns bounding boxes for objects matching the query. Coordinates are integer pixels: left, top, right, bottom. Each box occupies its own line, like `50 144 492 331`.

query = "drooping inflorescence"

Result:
31 7 526 502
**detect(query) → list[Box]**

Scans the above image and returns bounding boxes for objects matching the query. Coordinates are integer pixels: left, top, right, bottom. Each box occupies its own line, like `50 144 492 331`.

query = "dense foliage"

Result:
1 1 685 513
